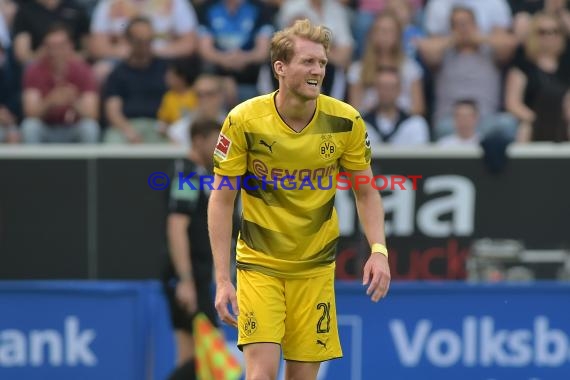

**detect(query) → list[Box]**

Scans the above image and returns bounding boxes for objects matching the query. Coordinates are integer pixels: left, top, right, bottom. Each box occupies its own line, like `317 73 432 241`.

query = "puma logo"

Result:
260 140 276 153
316 339 328 350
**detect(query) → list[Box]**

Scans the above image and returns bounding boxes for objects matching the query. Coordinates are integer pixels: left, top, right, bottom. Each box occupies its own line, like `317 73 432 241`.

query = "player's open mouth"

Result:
306 79 319 87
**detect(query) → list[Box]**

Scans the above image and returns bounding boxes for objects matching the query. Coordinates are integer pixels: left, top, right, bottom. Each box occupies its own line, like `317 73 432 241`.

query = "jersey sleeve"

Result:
339 114 371 171
213 111 248 176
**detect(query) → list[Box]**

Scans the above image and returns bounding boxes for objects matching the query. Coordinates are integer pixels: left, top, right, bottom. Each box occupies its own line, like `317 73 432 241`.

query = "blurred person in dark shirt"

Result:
161 118 223 380
12 0 90 65
102 16 170 144
505 12 570 142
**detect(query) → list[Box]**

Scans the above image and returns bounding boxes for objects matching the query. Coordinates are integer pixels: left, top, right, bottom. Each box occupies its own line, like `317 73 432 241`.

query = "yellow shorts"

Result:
236 268 343 362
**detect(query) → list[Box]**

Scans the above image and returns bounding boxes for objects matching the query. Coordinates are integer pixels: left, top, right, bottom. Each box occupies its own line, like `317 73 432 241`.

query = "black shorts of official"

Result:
161 264 218 334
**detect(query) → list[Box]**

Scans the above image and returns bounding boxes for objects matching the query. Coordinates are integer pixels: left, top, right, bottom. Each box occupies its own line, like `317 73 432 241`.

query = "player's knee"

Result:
244 342 281 375
245 360 279 380
285 362 320 380
286 376 316 380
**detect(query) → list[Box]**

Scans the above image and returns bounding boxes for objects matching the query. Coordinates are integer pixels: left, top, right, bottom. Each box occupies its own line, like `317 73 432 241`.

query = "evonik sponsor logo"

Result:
389 316 570 368
0 316 97 367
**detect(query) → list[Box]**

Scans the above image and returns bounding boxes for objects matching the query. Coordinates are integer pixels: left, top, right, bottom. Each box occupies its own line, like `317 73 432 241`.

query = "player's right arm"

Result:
208 175 239 326
209 109 247 326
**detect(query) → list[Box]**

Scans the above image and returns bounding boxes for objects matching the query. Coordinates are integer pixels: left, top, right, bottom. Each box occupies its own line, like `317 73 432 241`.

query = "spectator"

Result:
89 0 199 82
21 23 99 143
12 0 90 65
277 0 354 70
437 99 480 147
348 11 425 115
167 73 228 147
0 7 19 143
505 12 570 142
509 0 546 17
157 60 199 138
513 0 570 41
386 0 426 60
198 0 274 104
350 0 424 58
102 16 169 144
362 67 429 145
416 6 517 139
423 0 513 37
0 0 17 29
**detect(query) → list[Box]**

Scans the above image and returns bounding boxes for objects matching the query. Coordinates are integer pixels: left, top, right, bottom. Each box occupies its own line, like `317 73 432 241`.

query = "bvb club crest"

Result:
319 134 336 160
243 312 258 336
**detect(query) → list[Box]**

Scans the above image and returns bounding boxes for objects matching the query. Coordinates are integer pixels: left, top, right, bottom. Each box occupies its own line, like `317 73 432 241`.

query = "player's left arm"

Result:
341 110 391 302
347 166 391 303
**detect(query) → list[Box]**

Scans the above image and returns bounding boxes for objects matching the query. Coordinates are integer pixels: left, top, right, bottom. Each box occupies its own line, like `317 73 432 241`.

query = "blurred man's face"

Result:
375 71 400 109
194 78 224 117
451 9 477 45
127 22 153 59
372 16 400 51
454 104 478 138
165 69 186 91
44 30 72 63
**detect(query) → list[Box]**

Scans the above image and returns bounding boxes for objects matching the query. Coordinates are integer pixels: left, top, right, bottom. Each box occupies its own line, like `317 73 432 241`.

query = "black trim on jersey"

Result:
310 112 353 134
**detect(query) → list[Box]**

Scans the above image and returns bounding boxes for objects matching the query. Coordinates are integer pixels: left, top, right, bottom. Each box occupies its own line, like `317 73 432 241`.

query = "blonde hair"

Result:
525 12 565 63
360 11 404 87
270 18 332 79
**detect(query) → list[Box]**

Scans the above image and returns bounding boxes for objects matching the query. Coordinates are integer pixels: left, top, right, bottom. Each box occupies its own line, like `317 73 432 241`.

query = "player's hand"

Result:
362 253 391 302
214 280 239 327
176 279 198 315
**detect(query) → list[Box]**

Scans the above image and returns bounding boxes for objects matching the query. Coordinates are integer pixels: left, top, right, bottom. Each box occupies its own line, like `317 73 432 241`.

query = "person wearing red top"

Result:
21 23 100 143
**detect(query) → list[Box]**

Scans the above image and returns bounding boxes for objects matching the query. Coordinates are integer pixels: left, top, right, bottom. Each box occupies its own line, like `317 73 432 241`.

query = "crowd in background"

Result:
1 0 570 146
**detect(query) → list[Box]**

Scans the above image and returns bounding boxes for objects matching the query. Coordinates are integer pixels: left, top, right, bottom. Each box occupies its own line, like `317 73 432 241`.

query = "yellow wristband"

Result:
371 243 388 258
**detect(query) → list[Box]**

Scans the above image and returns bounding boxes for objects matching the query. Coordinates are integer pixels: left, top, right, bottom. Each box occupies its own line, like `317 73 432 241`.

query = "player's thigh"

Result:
282 270 342 362
236 269 286 348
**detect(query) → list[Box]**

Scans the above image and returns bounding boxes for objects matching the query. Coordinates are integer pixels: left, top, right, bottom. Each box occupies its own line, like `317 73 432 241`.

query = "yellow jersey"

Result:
157 90 197 124
213 91 371 278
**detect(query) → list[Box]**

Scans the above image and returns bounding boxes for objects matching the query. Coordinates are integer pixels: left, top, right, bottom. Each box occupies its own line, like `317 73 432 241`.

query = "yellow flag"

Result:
193 313 243 380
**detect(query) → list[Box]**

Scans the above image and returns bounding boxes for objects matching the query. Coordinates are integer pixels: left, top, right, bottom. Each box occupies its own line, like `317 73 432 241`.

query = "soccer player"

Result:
161 118 223 380
208 19 390 380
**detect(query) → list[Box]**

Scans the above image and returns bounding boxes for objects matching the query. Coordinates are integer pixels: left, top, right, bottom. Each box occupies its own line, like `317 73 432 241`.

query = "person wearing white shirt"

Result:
277 0 354 69
437 99 481 147
423 0 513 36
362 67 430 146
